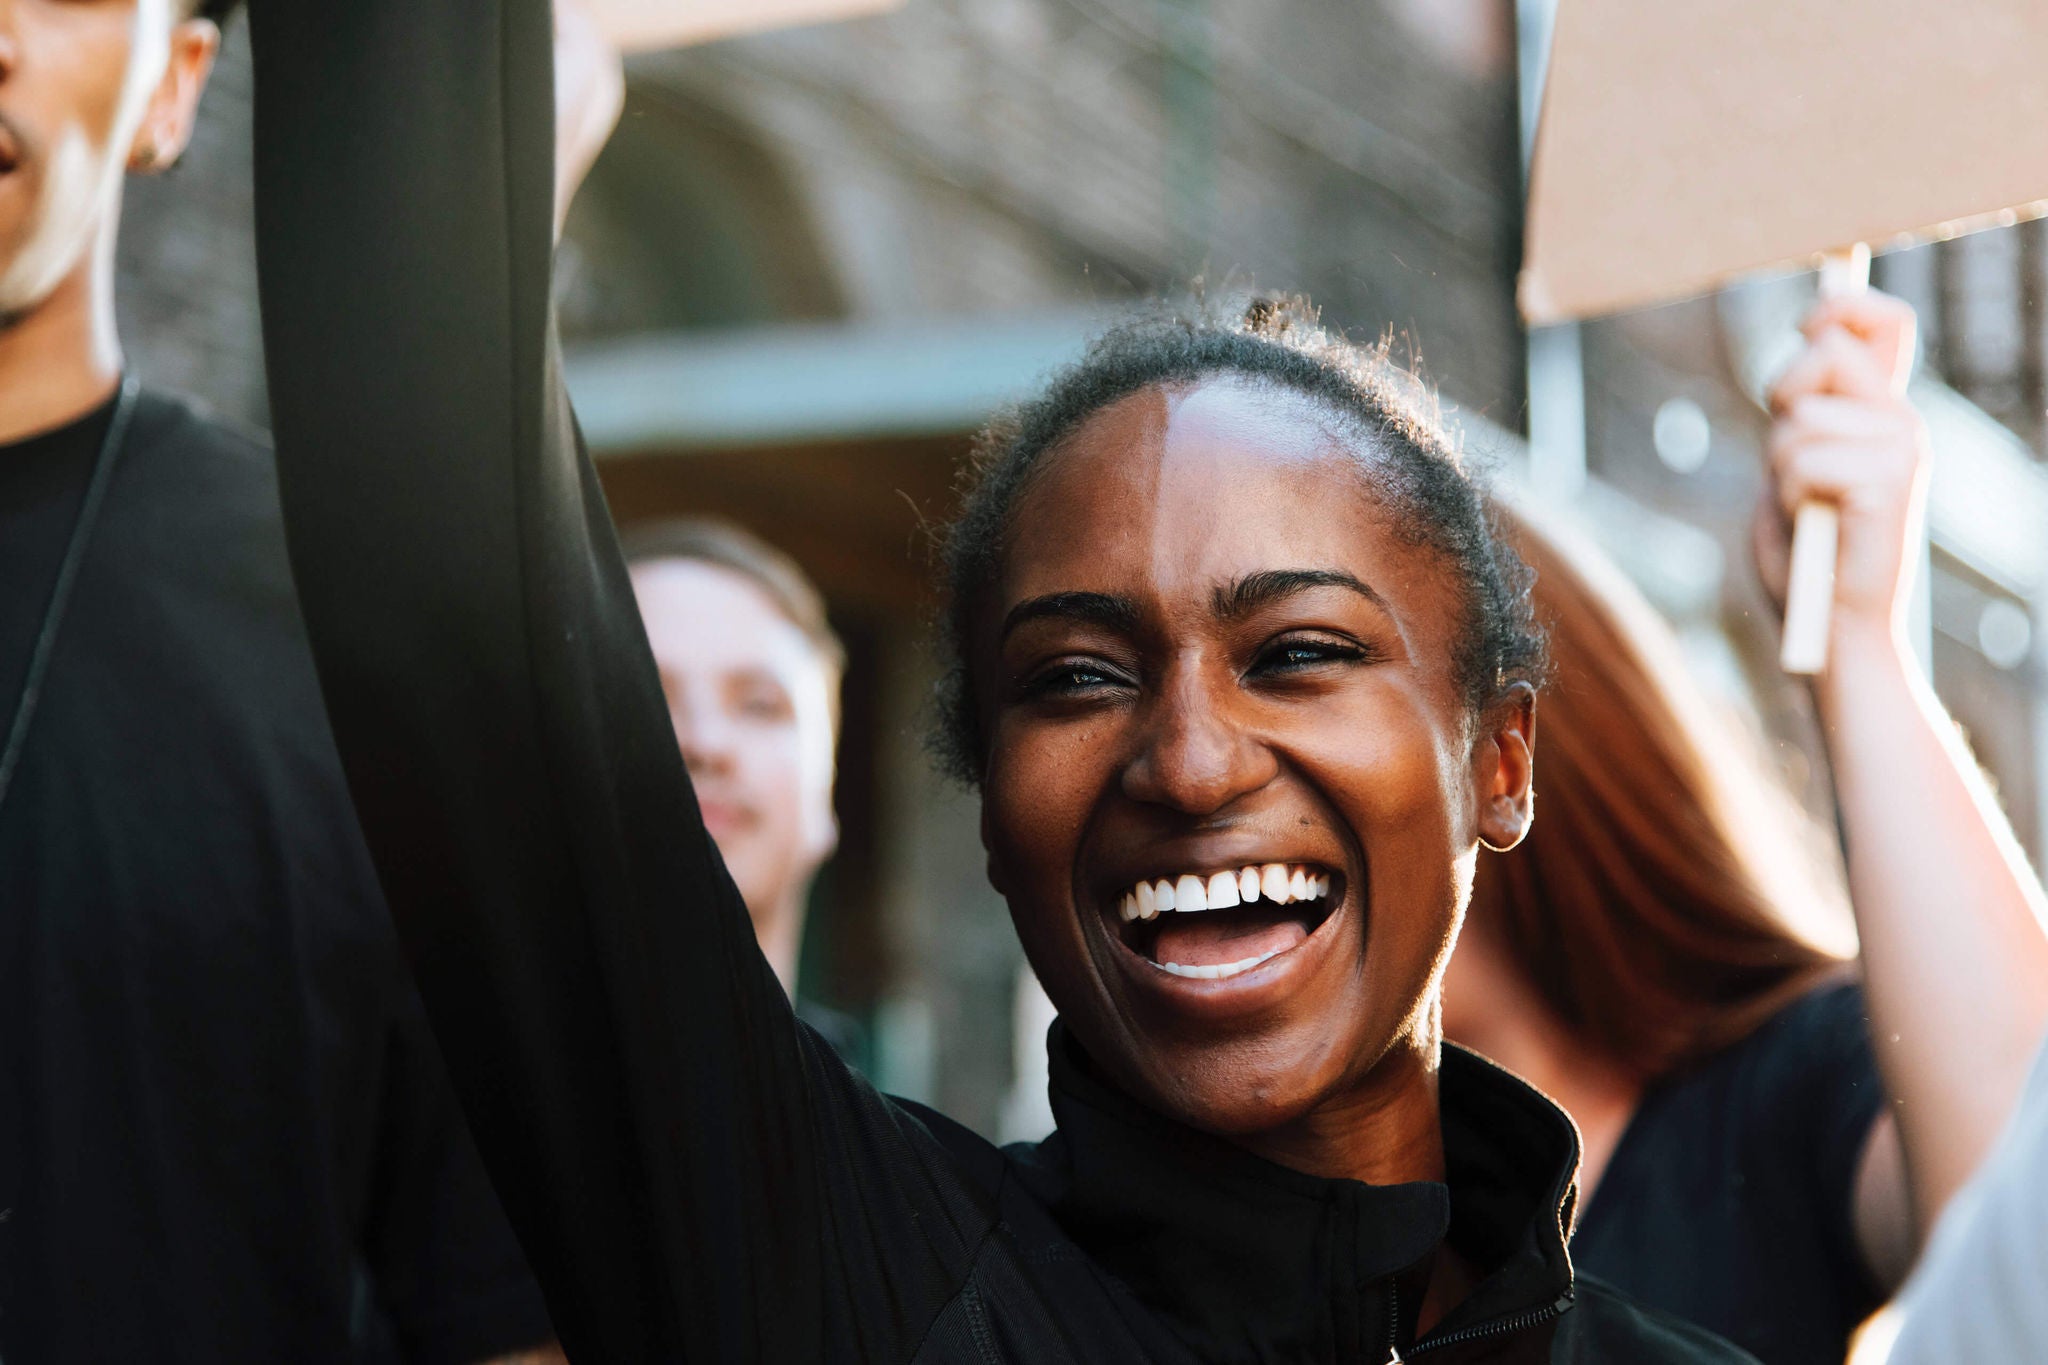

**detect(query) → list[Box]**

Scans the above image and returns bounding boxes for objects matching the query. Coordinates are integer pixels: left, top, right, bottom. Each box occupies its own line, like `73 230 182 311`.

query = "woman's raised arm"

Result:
1759 290 2048 1281
242 5 986 1359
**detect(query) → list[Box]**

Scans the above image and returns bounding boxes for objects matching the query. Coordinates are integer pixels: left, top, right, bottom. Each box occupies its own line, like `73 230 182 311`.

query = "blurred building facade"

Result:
124 2 2048 1142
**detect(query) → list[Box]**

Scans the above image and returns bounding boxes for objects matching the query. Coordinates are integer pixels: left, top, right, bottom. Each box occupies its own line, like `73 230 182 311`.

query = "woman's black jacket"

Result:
243 4 1759 1362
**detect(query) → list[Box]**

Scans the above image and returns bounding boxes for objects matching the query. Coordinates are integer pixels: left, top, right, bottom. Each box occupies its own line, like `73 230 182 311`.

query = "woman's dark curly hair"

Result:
932 295 1546 786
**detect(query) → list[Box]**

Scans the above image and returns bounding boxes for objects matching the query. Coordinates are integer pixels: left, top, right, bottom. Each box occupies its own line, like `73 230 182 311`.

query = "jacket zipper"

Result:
1384 1280 1402 1363
1404 1291 1576 1357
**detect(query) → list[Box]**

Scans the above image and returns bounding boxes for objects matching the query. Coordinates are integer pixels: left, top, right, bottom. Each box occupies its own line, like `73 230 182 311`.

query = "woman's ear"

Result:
1475 684 1536 853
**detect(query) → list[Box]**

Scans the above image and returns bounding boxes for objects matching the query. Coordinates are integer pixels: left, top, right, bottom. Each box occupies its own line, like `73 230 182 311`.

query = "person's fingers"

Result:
1801 290 1917 391
1765 437 1921 520
1775 392 1904 440
1765 397 1927 484
1769 327 1899 412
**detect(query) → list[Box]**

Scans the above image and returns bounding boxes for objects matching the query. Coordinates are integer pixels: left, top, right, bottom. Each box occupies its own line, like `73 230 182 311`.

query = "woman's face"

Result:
978 377 1533 1147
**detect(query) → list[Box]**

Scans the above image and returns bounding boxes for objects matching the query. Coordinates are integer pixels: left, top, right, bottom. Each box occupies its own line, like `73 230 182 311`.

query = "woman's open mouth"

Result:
1108 864 1342 980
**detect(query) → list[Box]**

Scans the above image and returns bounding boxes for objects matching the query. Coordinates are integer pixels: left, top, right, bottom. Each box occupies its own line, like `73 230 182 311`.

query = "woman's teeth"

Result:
1117 864 1331 922
1154 949 1283 980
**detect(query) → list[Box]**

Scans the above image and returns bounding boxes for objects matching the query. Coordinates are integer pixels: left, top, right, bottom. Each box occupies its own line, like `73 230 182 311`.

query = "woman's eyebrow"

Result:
1214 568 1386 620
1000 590 1142 642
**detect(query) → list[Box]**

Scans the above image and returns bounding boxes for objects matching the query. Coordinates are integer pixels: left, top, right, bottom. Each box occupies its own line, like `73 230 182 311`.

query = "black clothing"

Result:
1575 982 1887 1365
248 5 1753 1361
0 391 554 1363
0 396 116 721
797 999 870 1069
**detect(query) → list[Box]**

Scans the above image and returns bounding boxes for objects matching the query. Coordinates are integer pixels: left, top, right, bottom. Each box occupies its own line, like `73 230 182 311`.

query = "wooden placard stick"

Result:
1777 244 1872 675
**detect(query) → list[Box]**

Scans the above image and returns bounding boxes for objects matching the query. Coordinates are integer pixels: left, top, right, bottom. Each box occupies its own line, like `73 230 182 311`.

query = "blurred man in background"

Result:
0 3 579 1359
624 519 844 1003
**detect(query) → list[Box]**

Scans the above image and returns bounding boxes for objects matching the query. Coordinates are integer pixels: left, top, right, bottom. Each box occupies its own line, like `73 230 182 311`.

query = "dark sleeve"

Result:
364 986 558 1365
243 6 991 1361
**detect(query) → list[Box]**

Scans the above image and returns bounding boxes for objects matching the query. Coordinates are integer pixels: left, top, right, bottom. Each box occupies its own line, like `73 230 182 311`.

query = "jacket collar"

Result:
1026 1025 1580 1361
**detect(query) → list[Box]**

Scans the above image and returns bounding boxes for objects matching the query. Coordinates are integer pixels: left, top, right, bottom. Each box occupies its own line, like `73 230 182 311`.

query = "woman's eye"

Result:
1021 660 1124 698
1252 637 1371 675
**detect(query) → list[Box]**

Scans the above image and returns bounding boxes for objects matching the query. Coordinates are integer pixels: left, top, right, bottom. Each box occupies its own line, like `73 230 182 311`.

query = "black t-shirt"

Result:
0 389 554 1364
1573 981 1888 1365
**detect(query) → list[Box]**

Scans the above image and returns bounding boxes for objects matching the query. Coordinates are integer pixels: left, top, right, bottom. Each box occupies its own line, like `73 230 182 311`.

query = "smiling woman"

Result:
248 5 1766 1362
936 303 1550 1183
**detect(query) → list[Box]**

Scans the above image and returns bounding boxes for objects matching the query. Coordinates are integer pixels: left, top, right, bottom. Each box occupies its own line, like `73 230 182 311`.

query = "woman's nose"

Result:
1119 668 1278 815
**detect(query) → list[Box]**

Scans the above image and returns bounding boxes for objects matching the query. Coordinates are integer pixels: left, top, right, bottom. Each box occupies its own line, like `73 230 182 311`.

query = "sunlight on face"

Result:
977 377 1494 1154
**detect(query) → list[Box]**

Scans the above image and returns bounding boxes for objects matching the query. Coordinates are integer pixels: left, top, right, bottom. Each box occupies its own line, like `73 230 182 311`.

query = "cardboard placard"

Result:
1521 0 2048 324
591 0 902 53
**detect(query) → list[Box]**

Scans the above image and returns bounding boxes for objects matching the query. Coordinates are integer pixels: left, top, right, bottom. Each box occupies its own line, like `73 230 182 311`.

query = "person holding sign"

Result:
1442 291 2048 1365
1759 287 2048 1236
